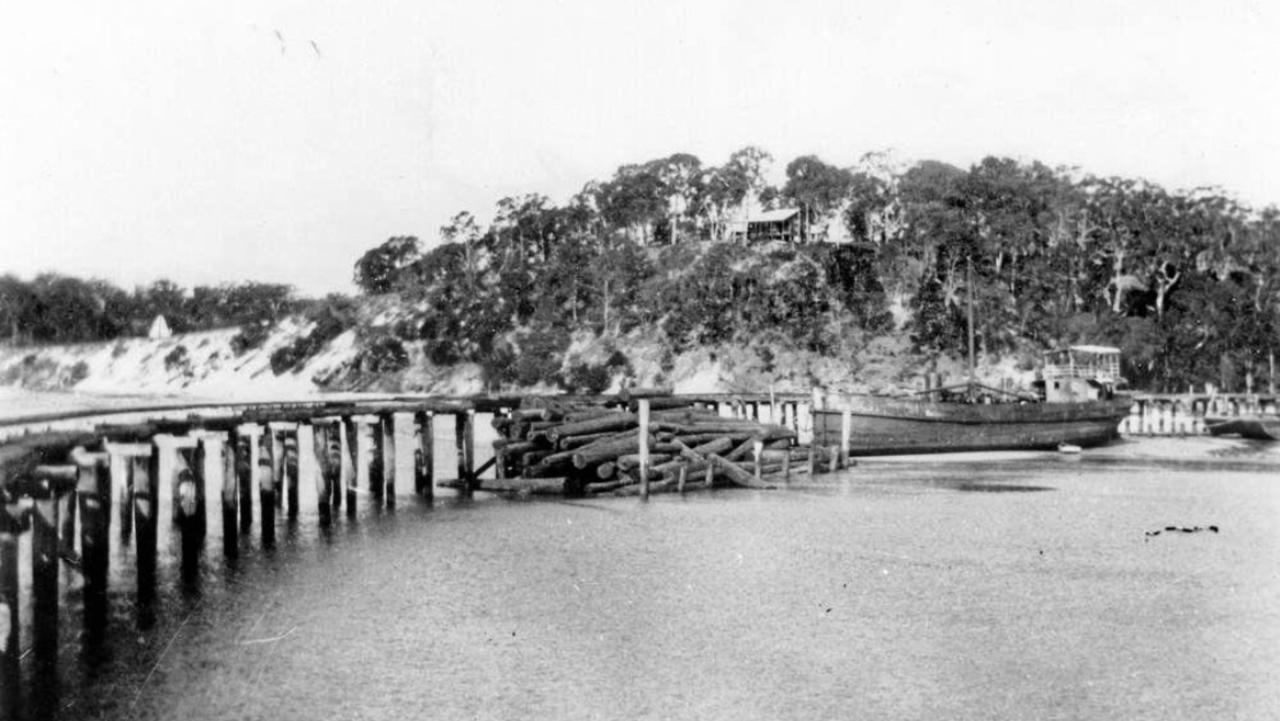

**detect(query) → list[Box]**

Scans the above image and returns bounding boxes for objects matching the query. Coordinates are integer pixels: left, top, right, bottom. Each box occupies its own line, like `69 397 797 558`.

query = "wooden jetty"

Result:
0 390 844 720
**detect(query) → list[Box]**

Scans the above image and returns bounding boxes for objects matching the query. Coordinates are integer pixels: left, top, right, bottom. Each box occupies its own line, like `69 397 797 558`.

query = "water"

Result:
18 439 1280 720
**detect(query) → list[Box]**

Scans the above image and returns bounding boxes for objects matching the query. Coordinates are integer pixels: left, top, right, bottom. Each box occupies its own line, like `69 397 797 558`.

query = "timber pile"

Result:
479 396 836 497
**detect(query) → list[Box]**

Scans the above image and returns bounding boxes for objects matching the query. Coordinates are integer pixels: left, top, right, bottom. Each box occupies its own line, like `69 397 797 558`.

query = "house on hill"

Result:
729 207 805 243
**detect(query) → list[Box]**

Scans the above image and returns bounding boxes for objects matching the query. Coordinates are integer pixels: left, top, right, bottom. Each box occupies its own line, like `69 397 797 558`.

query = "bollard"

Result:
638 400 650 500
415 411 434 501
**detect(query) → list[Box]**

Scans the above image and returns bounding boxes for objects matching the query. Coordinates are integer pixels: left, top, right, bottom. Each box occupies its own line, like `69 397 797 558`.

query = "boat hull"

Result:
814 396 1132 456
1204 416 1280 441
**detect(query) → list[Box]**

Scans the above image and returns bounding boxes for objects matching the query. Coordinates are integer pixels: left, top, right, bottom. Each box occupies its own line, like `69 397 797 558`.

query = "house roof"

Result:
748 208 800 223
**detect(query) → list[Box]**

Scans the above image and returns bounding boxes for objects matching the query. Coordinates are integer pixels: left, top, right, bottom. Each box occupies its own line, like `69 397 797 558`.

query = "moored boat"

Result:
814 345 1132 456
1203 416 1280 441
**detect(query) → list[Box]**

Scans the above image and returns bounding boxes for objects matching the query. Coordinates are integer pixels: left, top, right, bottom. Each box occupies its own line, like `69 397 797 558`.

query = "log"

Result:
617 453 673 470
571 435 654 468
548 413 638 442
708 453 775 489
556 432 615 450
670 432 752 447
595 462 616 480
584 479 635 494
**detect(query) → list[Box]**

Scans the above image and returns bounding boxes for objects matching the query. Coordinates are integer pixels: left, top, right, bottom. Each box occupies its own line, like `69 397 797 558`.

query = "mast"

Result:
966 256 976 389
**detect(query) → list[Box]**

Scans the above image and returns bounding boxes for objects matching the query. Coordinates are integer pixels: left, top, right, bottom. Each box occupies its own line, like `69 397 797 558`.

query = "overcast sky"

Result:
2 0 1278 296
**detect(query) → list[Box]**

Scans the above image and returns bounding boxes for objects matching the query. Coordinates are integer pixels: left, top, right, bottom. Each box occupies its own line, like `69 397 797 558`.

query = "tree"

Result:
782 155 853 239
353 236 421 295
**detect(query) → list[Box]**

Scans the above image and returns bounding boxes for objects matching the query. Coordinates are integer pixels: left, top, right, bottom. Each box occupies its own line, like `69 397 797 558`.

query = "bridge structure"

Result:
0 391 814 721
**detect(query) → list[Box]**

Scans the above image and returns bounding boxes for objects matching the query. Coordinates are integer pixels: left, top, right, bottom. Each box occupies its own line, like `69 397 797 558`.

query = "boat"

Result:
1203 415 1280 440
812 259 1131 455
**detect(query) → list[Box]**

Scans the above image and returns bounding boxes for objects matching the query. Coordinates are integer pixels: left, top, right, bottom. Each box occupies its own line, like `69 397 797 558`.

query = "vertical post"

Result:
270 426 284 510
752 440 763 481
258 430 276 545
137 447 159 605
76 453 111 633
782 452 791 484
284 427 300 519
31 472 59 715
415 411 434 500
234 426 255 530
116 449 132 539
184 439 210 570
58 472 77 557
704 462 714 489
638 399 650 500
367 418 385 502
808 444 816 476
677 464 687 494
840 410 852 470
342 416 357 515
828 445 839 474
381 413 396 507
311 421 332 526
455 411 474 498
0 495 19 720
222 431 238 558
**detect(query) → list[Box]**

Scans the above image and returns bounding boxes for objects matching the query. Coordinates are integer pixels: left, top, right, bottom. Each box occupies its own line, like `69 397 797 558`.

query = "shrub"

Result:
231 322 272 355
67 360 90 385
355 335 410 373
163 345 189 372
562 362 612 395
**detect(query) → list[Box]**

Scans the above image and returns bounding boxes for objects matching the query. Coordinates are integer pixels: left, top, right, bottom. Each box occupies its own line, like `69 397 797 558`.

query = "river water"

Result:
17 436 1280 720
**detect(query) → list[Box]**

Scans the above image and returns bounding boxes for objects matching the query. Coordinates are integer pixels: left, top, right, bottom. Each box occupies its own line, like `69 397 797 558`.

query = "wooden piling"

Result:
234 427 255 530
271 426 285 510
57 473 77 558
137 447 159 603
342 416 357 515
381 413 396 506
638 399 650 500
221 431 238 557
74 452 111 632
31 470 60 711
310 422 332 525
366 417 384 502
184 440 211 569
456 411 474 498
117 449 132 539
415 411 434 500
283 427 300 519
0 497 19 720
258 430 276 545
839 410 852 469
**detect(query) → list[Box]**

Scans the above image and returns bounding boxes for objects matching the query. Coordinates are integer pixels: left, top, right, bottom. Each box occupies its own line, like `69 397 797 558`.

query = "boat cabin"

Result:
1038 345 1123 402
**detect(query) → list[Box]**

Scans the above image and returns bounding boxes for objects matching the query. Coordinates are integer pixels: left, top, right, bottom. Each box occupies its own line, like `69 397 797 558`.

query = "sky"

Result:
2 0 1278 296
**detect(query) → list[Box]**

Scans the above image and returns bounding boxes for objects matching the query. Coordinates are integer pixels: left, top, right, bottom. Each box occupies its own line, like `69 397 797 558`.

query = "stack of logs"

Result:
471 397 842 497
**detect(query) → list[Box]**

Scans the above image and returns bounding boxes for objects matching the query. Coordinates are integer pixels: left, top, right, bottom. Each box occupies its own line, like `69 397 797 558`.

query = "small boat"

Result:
1203 416 1280 441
